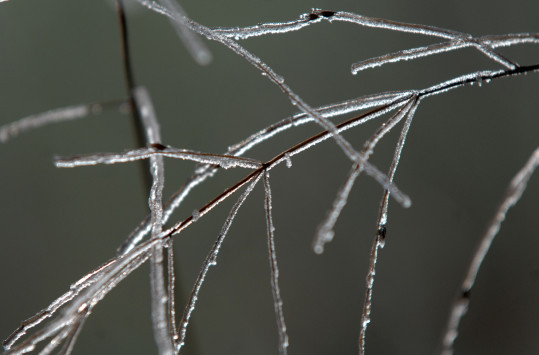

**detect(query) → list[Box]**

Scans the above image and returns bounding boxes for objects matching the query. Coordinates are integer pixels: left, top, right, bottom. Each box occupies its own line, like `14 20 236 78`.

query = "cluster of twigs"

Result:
1 1 538 354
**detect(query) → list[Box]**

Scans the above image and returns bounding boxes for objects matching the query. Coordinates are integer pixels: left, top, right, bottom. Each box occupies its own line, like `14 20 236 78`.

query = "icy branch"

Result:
0 101 126 143
54 146 262 169
263 171 289 355
134 0 412 208
441 146 539 355
176 172 262 352
133 87 175 355
118 63 539 257
213 9 526 71
4 239 159 354
359 98 419 355
313 98 419 254
118 92 412 255
351 33 535 73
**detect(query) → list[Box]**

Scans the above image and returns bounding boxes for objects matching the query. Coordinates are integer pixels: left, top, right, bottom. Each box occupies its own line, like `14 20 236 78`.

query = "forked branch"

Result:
2 4 538 355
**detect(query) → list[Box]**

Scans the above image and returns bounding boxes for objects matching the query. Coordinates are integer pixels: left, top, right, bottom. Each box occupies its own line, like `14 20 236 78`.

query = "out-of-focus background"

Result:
0 1 538 354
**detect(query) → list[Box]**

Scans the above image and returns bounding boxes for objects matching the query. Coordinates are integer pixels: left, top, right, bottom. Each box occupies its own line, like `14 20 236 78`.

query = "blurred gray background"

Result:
0 0 538 354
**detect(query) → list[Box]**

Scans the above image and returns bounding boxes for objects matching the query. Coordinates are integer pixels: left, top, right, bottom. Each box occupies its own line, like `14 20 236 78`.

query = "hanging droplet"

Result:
284 153 292 168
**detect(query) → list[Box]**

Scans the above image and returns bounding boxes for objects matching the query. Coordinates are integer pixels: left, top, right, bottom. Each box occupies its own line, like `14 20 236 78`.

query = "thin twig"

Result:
359 98 419 355
0 100 127 143
3 5 538 353
213 9 528 71
440 146 539 355
133 87 175 355
176 172 262 352
116 0 153 191
5 62 537 354
263 170 289 355
158 0 212 65
119 64 539 257
54 146 262 169
134 0 412 207
118 91 412 254
313 98 417 254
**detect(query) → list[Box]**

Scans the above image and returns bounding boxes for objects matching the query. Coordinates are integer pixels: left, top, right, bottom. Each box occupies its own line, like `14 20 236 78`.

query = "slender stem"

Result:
263 171 289 355
156 64 539 243
359 98 419 354
440 147 539 355
117 4 174 353
116 0 153 192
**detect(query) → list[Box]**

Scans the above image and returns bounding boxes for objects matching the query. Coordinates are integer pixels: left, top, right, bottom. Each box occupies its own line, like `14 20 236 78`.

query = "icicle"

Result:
192 209 200 222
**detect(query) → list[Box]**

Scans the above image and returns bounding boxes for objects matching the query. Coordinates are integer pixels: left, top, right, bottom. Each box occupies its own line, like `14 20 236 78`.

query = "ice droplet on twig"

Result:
284 153 292 168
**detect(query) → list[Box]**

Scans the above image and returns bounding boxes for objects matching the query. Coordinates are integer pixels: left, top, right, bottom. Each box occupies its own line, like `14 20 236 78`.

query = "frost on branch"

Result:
2 3 538 355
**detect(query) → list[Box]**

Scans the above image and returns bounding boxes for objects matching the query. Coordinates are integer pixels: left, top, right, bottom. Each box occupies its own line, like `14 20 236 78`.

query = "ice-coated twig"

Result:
176 172 263 351
4 241 157 355
440 146 539 355
351 32 538 73
54 146 263 170
56 315 86 355
322 12 519 71
4 4 537 352
0 100 127 143
359 98 419 355
213 9 521 71
133 87 175 355
3 258 117 350
313 98 418 254
263 171 289 355
118 171 214 255
7 61 534 354
119 63 539 256
212 9 462 39
158 0 212 65
38 311 87 355
155 102 414 246
166 239 179 347
227 91 413 156
214 11 537 49
134 0 412 208
118 92 413 255
5 163 268 354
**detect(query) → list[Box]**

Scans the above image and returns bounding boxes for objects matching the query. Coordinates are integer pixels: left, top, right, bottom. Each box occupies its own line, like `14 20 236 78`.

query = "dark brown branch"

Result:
116 0 153 192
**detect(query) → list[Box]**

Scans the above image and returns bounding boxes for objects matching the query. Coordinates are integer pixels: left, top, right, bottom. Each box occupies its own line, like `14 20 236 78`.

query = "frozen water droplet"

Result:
324 230 335 243
313 244 324 254
219 160 233 169
284 153 292 168
274 74 285 84
192 209 200 221
362 317 371 327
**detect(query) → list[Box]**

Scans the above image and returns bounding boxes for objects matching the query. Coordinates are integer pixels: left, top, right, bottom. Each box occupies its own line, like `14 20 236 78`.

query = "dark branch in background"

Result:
115 3 203 355
116 0 153 192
